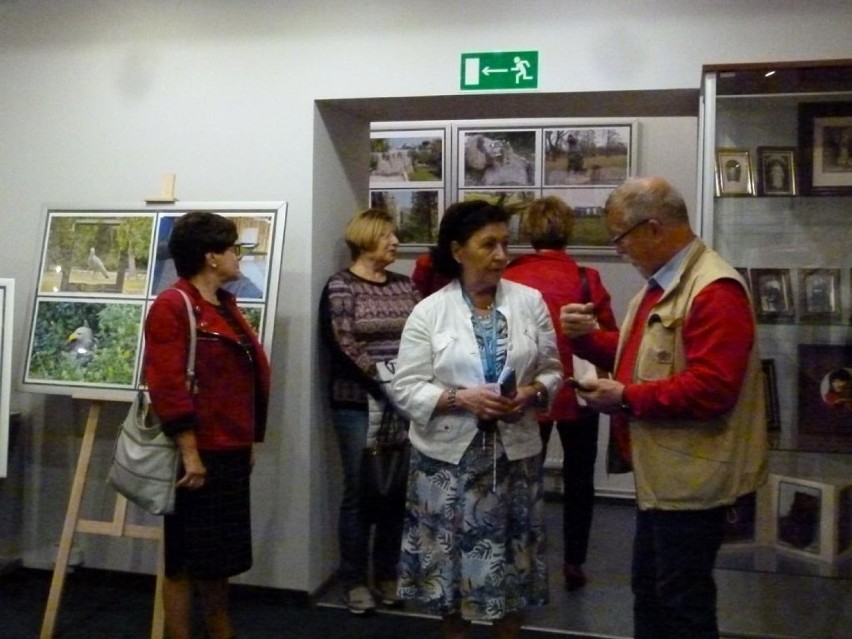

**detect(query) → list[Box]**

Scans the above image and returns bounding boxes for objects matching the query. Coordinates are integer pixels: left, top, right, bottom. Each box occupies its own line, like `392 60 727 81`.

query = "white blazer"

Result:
390 279 563 464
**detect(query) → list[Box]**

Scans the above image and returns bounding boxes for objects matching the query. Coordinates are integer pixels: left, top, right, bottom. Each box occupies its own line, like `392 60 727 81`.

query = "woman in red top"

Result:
504 196 617 591
145 211 271 639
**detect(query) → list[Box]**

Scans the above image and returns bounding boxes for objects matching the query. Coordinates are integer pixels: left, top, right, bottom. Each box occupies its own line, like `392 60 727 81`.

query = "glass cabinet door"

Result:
699 61 852 459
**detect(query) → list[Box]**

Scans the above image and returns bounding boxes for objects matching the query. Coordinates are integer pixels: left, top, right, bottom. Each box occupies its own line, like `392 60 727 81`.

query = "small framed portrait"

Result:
798 268 841 323
757 146 797 196
715 148 754 196
776 480 822 554
798 101 852 195
749 268 794 323
797 344 852 453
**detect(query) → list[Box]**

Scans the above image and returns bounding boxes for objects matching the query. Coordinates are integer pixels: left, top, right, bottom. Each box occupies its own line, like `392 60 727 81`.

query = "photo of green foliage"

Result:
370 189 441 246
26 299 143 387
39 214 153 295
237 304 263 337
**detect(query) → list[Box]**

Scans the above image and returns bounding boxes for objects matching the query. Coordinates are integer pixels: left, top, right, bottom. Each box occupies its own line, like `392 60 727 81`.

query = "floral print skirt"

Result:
397 430 549 620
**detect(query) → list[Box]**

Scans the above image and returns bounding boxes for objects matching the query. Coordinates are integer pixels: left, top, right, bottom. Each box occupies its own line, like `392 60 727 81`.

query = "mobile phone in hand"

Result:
567 377 591 391
498 367 517 397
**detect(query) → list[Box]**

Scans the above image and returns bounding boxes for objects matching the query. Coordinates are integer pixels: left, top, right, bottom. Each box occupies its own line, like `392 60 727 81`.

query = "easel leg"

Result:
152 534 165 639
40 401 102 639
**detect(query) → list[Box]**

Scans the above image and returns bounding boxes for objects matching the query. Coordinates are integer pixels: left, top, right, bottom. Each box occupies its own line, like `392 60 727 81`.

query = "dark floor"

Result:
317 499 852 639
2 499 851 638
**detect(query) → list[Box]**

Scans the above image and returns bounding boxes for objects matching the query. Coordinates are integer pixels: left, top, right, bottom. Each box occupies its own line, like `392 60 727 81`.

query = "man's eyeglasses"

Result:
610 218 652 245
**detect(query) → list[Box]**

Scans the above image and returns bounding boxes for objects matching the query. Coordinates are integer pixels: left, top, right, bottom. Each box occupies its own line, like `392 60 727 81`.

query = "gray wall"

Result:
1 0 851 593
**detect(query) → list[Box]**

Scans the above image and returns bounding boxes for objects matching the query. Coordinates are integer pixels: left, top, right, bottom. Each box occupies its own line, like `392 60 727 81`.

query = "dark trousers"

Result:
539 409 599 565
332 409 403 589
632 506 727 639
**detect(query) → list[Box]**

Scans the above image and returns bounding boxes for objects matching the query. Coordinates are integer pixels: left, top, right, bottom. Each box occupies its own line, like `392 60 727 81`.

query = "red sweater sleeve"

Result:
625 279 755 420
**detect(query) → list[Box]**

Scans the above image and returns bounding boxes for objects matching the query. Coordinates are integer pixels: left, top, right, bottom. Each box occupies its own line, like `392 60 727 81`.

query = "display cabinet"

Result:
699 61 852 561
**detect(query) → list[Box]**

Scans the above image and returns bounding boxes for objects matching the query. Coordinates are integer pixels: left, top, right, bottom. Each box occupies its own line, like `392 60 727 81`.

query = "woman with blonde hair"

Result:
319 208 420 614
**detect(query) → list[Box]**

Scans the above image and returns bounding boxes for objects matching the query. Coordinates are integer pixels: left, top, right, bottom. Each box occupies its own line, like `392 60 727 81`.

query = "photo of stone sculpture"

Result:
462 130 537 188
370 132 443 186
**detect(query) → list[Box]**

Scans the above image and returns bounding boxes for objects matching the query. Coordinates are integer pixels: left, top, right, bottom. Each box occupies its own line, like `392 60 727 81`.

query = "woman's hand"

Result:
174 430 207 490
457 384 517 421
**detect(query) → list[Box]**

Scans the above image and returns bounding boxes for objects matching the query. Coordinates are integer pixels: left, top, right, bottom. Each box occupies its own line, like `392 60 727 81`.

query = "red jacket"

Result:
504 251 617 420
144 279 271 450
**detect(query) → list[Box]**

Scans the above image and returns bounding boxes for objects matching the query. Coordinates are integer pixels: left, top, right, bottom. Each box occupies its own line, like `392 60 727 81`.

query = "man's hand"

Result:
560 302 598 338
575 378 627 414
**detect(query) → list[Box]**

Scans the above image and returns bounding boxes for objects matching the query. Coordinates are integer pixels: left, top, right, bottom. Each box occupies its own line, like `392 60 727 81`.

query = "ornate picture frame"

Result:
715 148 754 196
757 146 797 196
798 268 842 324
750 268 795 323
798 101 852 195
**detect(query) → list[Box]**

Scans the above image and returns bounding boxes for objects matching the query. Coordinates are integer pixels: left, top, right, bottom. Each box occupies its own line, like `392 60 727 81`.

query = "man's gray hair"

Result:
605 177 690 226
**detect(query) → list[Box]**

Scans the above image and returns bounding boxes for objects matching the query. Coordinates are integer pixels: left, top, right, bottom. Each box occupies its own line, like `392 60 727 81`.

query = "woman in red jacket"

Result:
145 211 271 639
503 196 617 591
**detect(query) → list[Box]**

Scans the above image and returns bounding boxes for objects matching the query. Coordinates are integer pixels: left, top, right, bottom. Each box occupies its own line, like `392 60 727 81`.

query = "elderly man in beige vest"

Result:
560 176 767 639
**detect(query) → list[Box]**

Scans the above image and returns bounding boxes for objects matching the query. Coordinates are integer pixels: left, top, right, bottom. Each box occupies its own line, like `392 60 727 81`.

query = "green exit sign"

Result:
460 51 539 91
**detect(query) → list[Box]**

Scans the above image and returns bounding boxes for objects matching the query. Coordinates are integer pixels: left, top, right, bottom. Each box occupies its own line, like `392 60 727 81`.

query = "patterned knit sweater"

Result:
319 268 420 410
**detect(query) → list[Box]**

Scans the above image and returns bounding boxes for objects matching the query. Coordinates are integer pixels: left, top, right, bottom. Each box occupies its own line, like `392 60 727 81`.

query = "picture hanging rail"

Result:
21 201 288 400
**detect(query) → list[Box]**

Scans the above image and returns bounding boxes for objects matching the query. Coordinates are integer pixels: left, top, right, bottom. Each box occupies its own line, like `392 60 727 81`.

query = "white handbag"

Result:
107 289 196 515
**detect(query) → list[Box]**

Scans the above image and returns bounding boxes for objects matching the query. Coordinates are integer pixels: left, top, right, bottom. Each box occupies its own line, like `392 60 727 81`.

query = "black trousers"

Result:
539 409 600 565
632 506 726 639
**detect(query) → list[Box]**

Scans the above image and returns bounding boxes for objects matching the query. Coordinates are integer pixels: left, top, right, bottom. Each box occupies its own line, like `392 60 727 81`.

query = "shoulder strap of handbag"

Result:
141 288 197 388
579 266 591 304
173 289 198 386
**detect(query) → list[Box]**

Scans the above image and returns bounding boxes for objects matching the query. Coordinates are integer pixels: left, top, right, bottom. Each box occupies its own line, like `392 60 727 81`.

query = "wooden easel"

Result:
40 398 165 639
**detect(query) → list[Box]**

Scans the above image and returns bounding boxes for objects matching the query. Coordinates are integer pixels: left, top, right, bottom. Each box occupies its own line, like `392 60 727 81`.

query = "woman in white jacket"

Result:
391 200 563 639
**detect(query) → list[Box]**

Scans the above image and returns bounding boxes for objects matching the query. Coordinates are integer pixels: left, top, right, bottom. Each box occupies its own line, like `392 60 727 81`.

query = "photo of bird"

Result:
65 322 97 366
87 247 110 279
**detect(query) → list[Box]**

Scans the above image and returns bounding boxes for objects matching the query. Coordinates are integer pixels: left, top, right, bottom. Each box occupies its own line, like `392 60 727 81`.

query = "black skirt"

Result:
164 449 253 580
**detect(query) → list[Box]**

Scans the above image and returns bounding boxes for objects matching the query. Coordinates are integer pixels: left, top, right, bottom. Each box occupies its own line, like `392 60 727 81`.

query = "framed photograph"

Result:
798 268 842 323
715 148 754 196
451 119 638 255
797 344 852 453
762 358 781 434
757 146 797 196
370 189 442 247
798 101 852 195
37 213 155 296
459 128 539 188
544 187 612 248
0 279 13 478
749 268 795 323
24 202 287 400
370 129 445 188
776 480 822 554
461 190 537 246
543 125 634 187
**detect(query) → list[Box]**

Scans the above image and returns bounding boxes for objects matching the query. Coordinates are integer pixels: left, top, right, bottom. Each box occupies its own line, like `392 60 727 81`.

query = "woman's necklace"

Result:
462 288 498 383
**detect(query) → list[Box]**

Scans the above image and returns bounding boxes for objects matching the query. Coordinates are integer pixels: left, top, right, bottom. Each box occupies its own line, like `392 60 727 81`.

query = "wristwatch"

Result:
619 393 632 415
534 384 548 408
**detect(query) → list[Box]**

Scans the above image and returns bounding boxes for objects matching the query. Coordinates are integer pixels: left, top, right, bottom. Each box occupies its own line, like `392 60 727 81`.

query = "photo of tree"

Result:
25 299 144 388
544 126 633 186
370 189 442 245
38 214 154 296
